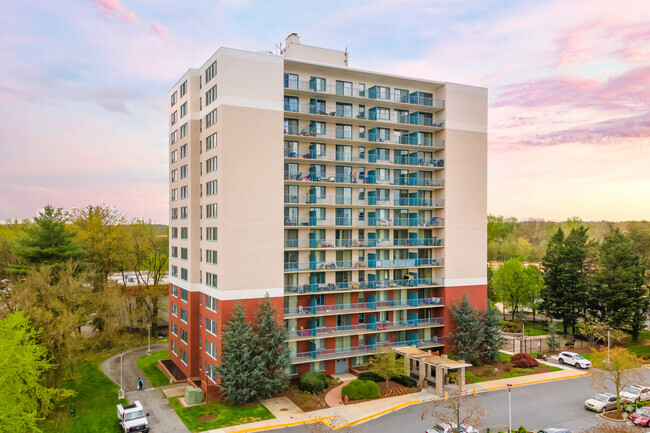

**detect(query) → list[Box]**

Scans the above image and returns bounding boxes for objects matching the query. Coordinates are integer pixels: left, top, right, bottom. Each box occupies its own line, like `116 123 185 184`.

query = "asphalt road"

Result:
263 368 650 433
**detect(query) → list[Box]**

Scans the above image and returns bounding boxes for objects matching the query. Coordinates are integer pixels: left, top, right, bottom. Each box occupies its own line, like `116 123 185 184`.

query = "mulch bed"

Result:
602 409 627 421
197 414 216 422
280 377 340 412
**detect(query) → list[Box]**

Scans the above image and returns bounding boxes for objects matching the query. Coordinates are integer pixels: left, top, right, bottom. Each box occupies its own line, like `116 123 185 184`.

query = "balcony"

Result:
283 148 444 169
284 297 444 317
284 277 445 294
284 126 445 149
291 337 445 362
288 317 444 340
284 171 444 187
284 80 445 109
283 258 444 272
284 237 444 249
283 216 444 228
284 194 444 208
286 104 444 128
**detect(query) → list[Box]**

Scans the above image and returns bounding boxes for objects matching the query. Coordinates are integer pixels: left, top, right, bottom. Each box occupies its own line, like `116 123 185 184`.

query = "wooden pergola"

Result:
394 346 472 396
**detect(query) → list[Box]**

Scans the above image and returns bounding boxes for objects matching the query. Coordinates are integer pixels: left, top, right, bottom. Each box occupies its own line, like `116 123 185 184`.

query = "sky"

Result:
1 0 649 223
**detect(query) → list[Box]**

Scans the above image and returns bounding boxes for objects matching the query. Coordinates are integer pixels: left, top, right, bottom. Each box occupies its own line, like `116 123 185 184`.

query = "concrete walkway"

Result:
325 379 353 407
101 343 189 433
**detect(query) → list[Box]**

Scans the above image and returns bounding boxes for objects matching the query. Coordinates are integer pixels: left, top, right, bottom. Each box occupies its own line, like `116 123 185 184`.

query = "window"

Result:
178 288 187 302
171 303 178 316
205 339 217 360
180 268 188 280
206 227 218 241
171 169 177 182
205 85 217 106
171 111 177 126
180 81 187 97
311 361 325 372
171 265 178 277
206 203 217 218
171 227 178 239
180 308 188 323
358 83 366 97
171 188 178 201
310 77 326 92
180 329 188 344
206 250 217 264
205 60 217 83
171 341 177 355
206 317 217 335
171 322 178 335
284 96 299 112
206 362 217 383
206 272 217 288
180 186 187 200
205 294 217 312
181 227 188 239
171 130 178 144
206 179 217 196
310 121 326 135
171 91 177 106
206 109 217 127
180 165 187 179
336 102 352 118
180 102 187 117
180 123 187 138
180 349 187 365
171 208 178 220
171 246 178 258
180 144 187 158
206 156 217 173
284 73 298 89
376 107 390 121
181 247 188 260
171 285 178 297
395 88 409 103
171 150 178 163
205 132 217 151
180 206 187 219
336 80 352 96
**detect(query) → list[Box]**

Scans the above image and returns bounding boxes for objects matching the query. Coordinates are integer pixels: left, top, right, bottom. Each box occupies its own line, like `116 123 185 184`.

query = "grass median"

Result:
136 349 171 387
170 397 274 432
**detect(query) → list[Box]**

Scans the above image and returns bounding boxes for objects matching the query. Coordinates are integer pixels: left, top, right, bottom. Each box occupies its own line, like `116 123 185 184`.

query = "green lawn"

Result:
170 397 274 432
136 350 171 387
524 327 548 337
39 358 125 433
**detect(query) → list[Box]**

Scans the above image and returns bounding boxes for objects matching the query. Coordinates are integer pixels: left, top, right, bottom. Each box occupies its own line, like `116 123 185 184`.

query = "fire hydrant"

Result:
344 395 348 404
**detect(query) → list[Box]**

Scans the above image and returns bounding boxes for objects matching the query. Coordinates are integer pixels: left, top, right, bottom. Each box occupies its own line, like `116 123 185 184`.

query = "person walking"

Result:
138 378 144 390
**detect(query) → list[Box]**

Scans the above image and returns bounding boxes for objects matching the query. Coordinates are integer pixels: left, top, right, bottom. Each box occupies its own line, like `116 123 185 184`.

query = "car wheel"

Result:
601 406 606 413
559 358 565 364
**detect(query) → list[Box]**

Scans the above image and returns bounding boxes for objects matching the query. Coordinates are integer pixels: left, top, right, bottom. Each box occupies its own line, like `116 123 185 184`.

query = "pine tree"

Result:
252 294 291 399
216 304 263 404
449 294 482 363
546 321 560 352
481 305 505 363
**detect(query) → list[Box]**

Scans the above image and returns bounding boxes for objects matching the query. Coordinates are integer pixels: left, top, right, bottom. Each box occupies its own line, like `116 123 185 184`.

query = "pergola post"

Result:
403 355 410 376
459 367 465 391
435 365 444 396
418 359 426 388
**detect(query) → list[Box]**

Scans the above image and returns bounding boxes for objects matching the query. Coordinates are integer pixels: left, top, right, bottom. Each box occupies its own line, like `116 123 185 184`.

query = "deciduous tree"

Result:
422 381 485 433
369 349 403 387
492 258 529 320
591 346 643 410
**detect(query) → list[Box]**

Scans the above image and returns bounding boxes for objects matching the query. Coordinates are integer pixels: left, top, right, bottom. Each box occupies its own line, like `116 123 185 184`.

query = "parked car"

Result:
426 422 478 433
557 351 592 369
620 385 650 403
630 406 650 427
584 393 617 412
117 401 150 433
537 427 573 433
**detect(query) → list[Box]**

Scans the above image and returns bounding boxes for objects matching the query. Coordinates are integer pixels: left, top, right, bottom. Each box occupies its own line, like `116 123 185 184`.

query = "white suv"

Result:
558 351 591 369
620 385 650 404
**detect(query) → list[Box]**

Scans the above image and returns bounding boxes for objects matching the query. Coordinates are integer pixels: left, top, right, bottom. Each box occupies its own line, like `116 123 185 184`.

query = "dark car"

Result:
538 428 573 433
630 406 650 427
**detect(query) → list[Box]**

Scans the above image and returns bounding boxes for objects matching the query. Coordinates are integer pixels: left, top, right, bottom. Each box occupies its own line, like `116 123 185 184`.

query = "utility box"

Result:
185 386 204 405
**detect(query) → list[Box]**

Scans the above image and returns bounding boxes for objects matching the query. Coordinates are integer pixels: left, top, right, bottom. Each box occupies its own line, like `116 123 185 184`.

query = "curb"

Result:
323 400 421 430
597 412 629 423
226 415 335 433
483 371 589 391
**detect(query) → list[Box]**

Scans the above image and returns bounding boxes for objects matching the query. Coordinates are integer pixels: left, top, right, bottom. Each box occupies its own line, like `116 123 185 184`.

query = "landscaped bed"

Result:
169 397 274 432
464 353 562 383
280 376 341 411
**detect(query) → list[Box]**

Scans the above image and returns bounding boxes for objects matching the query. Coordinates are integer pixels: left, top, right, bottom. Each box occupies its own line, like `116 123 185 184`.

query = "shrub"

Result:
479 365 497 377
391 375 418 388
501 320 520 332
472 358 483 367
503 361 512 372
518 426 527 433
299 372 326 394
510 352 539 368
637 401 647 408
358 371 383 382
341 380 381 400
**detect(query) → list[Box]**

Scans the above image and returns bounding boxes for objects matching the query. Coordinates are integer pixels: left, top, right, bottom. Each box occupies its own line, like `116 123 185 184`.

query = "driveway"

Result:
101 343 189 433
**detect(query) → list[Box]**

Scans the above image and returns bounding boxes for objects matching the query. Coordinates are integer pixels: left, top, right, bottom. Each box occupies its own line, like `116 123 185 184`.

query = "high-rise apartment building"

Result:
167 34 487 395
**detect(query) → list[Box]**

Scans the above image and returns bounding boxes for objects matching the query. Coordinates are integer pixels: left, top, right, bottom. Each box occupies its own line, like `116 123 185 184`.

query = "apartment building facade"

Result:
167 34 487 394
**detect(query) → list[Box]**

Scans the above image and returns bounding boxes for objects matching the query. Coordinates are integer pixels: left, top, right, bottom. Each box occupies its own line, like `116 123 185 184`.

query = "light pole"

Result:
608 329 610 363
507 383 512 433
118 351 125 399
147 323 152 356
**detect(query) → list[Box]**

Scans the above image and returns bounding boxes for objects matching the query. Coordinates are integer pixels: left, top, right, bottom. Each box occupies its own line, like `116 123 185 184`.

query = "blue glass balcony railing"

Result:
283 216 444 228
287 317 444 339
283 194 444 208
283 237 445 249
283 258 444 272
284 277 445 294
283 148 444 169
284 171 444 187
283 127 445 149
287 104 445 128
284 297 444 316
291 337 445 361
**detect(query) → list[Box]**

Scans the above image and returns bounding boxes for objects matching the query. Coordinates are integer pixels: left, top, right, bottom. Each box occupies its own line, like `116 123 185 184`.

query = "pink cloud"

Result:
93 0 138 24
149 21 168 40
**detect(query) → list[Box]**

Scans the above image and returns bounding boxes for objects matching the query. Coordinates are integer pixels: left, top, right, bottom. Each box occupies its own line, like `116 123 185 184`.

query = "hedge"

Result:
358 371 384 382
299 372 328 394
341 380 381 401
391 375 417 388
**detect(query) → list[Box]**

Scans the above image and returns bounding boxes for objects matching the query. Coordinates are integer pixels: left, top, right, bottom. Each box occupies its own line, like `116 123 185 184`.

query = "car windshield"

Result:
637 408 650 416
125 410 145 421
624 387 640 395
574 354 585 360
593 394 608 402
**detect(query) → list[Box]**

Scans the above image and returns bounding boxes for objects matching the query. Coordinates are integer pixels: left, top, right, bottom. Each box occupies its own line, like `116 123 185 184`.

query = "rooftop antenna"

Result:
276 43 282 55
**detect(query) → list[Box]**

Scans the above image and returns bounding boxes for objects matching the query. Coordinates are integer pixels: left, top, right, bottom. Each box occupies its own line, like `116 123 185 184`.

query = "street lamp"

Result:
507 383 512 433
118 351 125 399
147 323 152 356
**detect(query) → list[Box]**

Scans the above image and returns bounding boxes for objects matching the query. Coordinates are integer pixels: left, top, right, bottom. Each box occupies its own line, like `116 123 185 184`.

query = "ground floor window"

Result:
311 361 325 372
206 362 218 383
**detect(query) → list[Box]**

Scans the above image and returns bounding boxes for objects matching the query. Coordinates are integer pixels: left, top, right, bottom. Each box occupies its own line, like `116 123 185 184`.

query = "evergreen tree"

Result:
591 229 647 341
448 294 482 363
481 305 505 363
541 226 590 334
216 304 263 404
546 321 560 352
252 294 290 399
10 205 85 275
